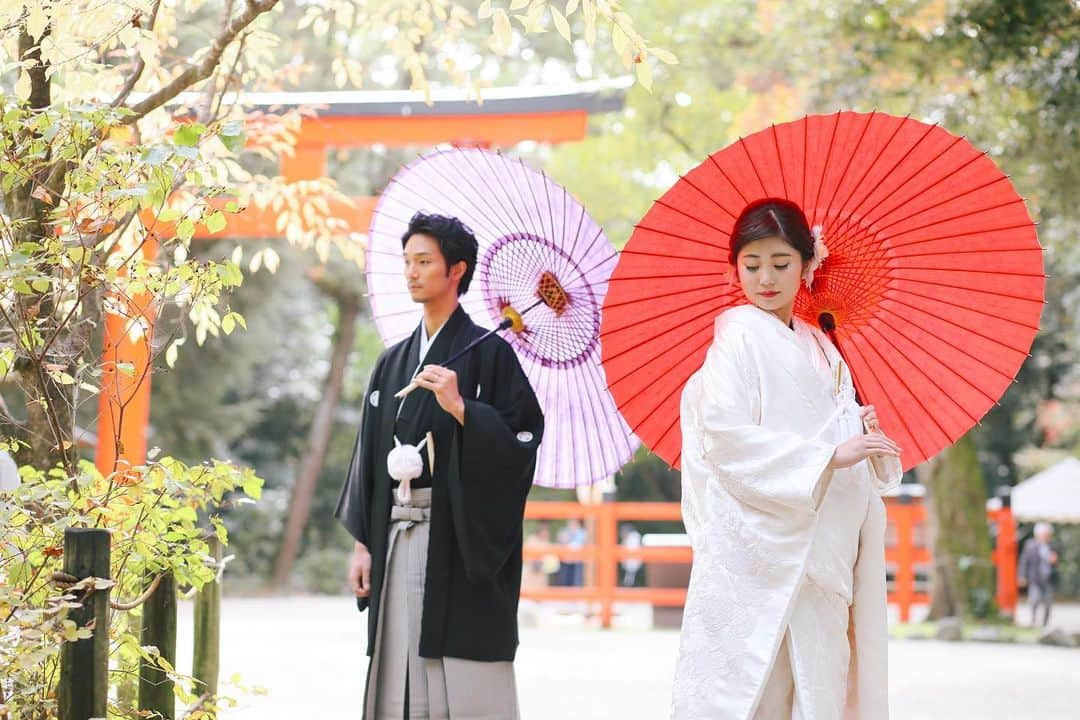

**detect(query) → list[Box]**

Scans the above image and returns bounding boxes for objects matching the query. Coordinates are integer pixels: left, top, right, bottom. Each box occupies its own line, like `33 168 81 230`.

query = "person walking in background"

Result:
1019 522 1059 628
620 523 643 587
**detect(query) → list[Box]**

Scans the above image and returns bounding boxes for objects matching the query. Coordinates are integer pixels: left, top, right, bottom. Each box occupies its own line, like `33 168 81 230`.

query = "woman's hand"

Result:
860 404 880 433
829 431 901 470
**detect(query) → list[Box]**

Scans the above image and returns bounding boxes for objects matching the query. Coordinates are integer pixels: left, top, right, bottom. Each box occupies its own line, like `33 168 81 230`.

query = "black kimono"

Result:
335 304 544 662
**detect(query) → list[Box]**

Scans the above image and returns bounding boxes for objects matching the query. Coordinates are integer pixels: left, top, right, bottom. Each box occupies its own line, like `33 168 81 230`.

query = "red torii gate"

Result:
95 81 628 476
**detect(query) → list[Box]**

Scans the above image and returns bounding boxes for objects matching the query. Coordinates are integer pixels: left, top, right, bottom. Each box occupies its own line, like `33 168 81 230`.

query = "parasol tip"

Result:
818 312 837 333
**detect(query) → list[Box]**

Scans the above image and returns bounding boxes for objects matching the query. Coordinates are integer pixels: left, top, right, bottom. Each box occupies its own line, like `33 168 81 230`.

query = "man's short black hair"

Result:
401 212 479 296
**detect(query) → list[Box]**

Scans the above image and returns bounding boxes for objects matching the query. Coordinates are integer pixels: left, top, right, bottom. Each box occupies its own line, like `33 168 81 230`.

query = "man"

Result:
336 212 543 719
1019 522 1059 628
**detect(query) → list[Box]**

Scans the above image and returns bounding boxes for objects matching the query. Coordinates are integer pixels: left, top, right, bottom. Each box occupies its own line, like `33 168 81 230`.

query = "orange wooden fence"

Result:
522 499 1018 627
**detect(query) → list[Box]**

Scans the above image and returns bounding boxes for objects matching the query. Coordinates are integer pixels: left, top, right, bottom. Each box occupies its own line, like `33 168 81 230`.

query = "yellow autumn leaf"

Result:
636 59 653 92
651 47 679 65
492 9 513 52
15 70 31 102
551 6 571 42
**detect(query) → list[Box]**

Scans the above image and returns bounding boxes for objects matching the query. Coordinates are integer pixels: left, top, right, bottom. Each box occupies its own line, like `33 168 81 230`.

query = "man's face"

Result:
403 233 463 304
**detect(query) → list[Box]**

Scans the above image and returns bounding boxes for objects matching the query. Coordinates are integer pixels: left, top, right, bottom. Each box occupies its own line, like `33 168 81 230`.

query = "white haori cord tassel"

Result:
387 432 435 504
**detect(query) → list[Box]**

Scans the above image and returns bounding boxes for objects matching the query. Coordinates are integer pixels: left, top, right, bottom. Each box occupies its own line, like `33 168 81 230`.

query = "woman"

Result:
673 198 903 719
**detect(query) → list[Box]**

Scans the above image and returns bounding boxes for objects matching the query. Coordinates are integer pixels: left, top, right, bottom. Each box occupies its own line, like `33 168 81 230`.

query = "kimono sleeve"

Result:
695 318 836 514
845 494 890 720
334 354 386 548
449 340 543 583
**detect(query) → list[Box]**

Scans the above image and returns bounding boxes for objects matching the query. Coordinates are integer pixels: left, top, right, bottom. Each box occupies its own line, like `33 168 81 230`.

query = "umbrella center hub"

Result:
537 271 570 315
479 232 600 369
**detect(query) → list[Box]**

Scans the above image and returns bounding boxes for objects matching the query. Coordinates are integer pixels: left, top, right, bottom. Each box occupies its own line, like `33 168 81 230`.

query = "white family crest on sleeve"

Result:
369 390 380 407
516 431 534 444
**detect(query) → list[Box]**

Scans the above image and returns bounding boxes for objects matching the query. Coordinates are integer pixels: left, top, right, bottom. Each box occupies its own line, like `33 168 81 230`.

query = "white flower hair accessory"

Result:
803 224 829 289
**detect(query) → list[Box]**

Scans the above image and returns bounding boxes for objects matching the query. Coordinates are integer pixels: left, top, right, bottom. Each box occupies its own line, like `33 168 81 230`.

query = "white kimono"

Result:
673 305 901 720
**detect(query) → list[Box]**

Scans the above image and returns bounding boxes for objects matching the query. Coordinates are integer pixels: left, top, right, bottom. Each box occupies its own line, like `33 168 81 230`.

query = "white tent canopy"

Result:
1012 457 1080 523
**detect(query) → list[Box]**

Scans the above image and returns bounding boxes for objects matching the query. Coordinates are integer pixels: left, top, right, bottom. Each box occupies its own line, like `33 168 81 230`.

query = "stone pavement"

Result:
175 597 1080 719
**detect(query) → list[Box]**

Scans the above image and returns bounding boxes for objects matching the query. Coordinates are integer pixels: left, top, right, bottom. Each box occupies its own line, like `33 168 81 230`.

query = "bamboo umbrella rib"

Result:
841 337 932 463
862 322 983 427
890 246 1043 260
618 332 716 439
821 111 878 217
649 195 734 236
831 128 961 239
883 276 1045 311
873 181 1020 238
630 222 728 250
886 221 1037 250
602 288 733 341
678 166 744 222
602 281 738 314
828 114 918 233
887 264 1045 278
875 292 1039 353
606 271 728 283
811 112 844 228
855 324 961 451
858 149 990 231
872 304 1016 392
736 135 771 198
615 247 729 265
605 304 722 388
707 153 751 208
769 124 789 200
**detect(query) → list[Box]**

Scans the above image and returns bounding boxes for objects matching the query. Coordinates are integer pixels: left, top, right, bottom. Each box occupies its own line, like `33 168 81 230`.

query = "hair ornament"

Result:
803 224 829 289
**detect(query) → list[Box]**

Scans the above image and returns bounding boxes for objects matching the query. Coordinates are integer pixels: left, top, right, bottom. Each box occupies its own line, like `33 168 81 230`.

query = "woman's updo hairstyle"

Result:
728 198 815 267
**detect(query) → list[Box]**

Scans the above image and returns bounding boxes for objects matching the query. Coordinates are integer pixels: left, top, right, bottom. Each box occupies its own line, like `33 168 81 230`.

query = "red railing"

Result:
522 500 1018 627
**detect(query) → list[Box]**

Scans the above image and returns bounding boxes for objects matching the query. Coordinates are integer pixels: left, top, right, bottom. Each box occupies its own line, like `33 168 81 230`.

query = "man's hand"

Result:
414 364 466 425
349 542 372 598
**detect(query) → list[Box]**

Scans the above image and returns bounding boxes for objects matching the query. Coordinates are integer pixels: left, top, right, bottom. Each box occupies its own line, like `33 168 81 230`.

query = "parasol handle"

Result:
393 316 514 399
818 311 864 406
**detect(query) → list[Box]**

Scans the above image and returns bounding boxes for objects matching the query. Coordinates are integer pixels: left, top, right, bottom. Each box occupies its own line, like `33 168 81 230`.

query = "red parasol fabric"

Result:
601 111 1044 471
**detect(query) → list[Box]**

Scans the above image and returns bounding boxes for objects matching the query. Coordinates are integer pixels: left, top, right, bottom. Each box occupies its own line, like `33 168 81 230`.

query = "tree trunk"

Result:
272 295 361 586
925 434 996 620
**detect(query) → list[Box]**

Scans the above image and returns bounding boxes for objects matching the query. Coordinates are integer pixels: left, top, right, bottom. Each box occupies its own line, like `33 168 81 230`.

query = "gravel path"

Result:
174 596 1080 719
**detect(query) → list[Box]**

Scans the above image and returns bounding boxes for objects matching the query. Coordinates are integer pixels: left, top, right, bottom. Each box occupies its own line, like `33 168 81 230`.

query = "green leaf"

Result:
30 278 50 293
12 278 33 294
205 211 227 234
67 247 91 265
157 208 182 223
176 218 195 241
219 121 246 153
174 123 206 148
241 476 263 500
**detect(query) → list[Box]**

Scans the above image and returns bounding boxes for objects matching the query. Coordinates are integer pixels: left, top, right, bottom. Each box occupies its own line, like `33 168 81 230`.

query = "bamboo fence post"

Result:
138 570 177 719
58 528 111 720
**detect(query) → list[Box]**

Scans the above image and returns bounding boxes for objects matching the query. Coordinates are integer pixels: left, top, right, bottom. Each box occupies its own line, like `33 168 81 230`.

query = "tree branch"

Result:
110 0 164 108
121 0 280 124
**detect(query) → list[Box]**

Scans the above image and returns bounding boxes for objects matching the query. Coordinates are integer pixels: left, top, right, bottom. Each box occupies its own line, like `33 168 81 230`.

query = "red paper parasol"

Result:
601 111 1044 470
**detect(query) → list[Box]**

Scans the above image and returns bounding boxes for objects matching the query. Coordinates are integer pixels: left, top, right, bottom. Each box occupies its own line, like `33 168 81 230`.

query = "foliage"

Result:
0 448 261 718
926 435 997 620
0 1 666 714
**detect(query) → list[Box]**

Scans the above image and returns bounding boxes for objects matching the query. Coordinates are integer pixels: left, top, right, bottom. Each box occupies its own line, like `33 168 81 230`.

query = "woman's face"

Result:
734 235 805 319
